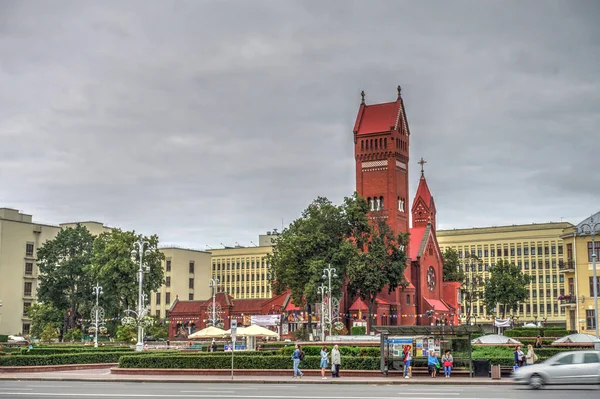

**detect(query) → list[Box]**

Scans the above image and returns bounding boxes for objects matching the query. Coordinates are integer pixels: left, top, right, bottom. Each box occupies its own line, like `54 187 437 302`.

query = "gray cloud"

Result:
1 0 599 248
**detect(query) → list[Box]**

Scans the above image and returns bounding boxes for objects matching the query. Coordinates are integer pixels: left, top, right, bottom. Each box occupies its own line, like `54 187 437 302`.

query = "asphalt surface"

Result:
0 381 598 399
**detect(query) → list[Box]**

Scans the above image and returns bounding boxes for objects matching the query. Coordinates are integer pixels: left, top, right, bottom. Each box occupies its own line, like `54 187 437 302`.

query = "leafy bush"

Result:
504 328 568 338
18 347 134 356
0 351 172 366
350 326 366 335
0 335 8 343
279 345 379 357
119 354 382 370
63 329 83 343
40 325 59 343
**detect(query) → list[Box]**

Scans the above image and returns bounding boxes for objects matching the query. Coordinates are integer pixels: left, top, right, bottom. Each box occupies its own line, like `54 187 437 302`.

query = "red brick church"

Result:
347 87 460 328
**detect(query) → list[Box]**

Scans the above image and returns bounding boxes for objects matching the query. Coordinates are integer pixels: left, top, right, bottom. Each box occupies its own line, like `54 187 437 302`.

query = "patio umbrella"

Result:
242 324 279 337
471 334 522 346
552 333 600 346
188 326 227 339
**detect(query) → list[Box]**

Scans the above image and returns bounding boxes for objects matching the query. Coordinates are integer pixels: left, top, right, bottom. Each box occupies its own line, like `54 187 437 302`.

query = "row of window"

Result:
455 244 564 259
213 273 268 283
587 242 600 262
164 260 195 273
212 258 269 272
463 259 565 272
359 137 407 152
463 303 565 315
221 285 270 295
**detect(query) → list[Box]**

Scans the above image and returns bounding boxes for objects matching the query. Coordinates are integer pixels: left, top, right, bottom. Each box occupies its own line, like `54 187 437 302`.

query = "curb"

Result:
0 364 116 373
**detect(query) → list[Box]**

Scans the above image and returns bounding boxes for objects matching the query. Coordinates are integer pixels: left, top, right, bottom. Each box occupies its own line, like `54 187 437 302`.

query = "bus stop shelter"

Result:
375 325 484 377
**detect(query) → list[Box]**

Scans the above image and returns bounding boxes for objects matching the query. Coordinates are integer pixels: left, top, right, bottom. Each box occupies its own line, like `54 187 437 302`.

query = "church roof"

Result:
353 101 402 135
412 175 434 212
409 224 434 260
424 298 450 312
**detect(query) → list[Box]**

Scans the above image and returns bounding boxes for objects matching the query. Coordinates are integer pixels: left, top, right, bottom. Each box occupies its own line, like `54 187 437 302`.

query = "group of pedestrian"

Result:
291 344 342 379
514 343 538 368
426 350 454 378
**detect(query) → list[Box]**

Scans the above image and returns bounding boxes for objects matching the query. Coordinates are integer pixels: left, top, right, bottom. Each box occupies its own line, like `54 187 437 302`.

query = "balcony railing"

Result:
558 295 577 306
558 260 576 272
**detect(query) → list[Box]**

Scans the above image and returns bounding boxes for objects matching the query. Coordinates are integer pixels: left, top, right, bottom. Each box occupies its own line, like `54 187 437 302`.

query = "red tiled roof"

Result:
425 298 449 312
285 301 303 311
348 298 369 311
232 299 265 313
353 101 402 135
412 176 434 212
408 226 427 259
170 300 203 314
375 297 390 305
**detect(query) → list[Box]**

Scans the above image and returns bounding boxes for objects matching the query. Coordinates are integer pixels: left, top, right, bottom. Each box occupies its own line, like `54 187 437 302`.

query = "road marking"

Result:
26 385 73 388
397 393 460 396
180 392 236 394
0 389 33 391
0 393 511 399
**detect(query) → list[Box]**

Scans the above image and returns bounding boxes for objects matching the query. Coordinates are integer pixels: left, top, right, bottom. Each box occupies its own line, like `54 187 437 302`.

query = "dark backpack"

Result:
299 351 305 361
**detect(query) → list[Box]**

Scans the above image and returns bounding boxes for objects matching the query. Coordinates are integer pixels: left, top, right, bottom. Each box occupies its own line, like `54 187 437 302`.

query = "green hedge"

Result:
350 326 366 335
0 351 172 367
18 347 134 356
504 328 568 338
279 346 379 357
0 335 8 343
119 354 381 370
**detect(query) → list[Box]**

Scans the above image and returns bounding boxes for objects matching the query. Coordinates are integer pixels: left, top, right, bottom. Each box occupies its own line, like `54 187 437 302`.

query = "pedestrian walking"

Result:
320 346 329 379
402 345 412 379
331 345 341 378
427 351 440 378
534 336 543 349
292 344 304 378
525 344 538 366
442 350 453 378
211 339 217 352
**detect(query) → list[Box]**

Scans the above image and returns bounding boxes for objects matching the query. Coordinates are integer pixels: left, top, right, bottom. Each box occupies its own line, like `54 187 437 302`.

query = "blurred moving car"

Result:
512 350 600 389
7 335 27 342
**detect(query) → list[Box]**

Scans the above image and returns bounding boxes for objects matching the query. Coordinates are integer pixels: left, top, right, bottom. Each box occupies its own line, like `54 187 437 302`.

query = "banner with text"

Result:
251 314 281 326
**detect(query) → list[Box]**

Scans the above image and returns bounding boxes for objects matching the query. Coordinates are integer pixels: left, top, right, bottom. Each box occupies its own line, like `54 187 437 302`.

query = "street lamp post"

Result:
579 215 600 338
92 283 103 348
131 238 151 352
209 278 219 326
322 265 337 338
317 283 328 341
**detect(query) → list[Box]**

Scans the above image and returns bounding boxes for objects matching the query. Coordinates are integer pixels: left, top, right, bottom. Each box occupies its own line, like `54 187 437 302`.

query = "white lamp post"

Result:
322 265 337 338
131 238 151 352
209 278 219 326
317 283 328 341
92 283 103 348
579 215 600 338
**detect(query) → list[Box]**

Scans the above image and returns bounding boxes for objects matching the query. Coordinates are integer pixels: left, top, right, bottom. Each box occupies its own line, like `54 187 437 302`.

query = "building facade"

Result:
0 208 111 336
209 232 279 300
437 222 573 325
149 247 212 319
559 212 600 333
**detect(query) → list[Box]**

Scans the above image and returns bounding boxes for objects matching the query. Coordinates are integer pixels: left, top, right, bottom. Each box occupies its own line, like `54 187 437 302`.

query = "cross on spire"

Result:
418 157 427 176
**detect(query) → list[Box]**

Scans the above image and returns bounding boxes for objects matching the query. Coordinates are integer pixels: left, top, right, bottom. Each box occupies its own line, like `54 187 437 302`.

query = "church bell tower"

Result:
353 86 411 235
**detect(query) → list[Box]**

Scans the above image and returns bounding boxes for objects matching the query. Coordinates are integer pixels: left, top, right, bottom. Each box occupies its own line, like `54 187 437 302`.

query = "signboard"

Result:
416 336 440 356
353 321 367 327
250 314 281 326
231 319 237 343
225 344 246 351
388 337 413 359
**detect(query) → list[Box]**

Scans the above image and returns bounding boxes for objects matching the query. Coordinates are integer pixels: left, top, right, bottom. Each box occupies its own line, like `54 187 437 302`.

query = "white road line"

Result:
0 394 511 399
397 393 460 396
180 392 236 394
26 385 73 388
0 388 33 391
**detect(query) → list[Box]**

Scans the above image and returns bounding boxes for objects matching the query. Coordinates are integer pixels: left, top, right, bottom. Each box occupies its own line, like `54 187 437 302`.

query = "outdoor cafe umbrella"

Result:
552 333 600 346
188 326 227 339
471 334 522 346
242 324 279 337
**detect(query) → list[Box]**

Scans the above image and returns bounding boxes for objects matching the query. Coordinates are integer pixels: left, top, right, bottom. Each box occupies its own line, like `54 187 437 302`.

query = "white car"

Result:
8 335 27 342
512 350 600 389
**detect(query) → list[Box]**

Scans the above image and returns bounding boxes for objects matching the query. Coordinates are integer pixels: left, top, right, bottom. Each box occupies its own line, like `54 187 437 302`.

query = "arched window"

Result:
370 139 373 149
375 139 378 149
384 138 387 149
361 140 364 150
380 196 384 210
379 138 383 148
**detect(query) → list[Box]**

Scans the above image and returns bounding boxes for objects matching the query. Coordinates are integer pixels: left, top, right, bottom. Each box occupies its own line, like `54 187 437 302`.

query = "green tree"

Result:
347 218 408 332
91 229 165 317
36 225 95 336
484 259 532 318
442 248 465 283
145 316 169 340
115 325 136 343
63 328 82 343
268 194 369 316
40 324 59 343
28 303 63 338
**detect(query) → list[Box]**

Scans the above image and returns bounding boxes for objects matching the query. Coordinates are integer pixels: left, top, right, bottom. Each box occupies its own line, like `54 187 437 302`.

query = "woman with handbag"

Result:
442 350 454 378
525 344 538 365
427 351 441 378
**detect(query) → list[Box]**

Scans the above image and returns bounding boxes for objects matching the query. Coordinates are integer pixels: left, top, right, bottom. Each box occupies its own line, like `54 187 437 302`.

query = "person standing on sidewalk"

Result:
320 346 329 379
292 344 304 378
514 345 524 368
442 350 453 378
402 345 412 379
331 345 341 378
525 344 538 366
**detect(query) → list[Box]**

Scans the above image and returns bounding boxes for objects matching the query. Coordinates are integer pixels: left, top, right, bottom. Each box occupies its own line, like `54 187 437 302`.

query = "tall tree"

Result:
347 218 408 332
28 302 63 339
442 248 465 283
36 224 95 337
484 259 532 318
268 194 370 324
91 229 165 317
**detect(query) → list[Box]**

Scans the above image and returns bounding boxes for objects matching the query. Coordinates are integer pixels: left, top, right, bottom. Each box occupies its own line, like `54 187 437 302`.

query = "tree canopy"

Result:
346 217 408 332
91 229 165 316
268 194 368 307
484 259 532 318
36 224 95 335
442 248 465 283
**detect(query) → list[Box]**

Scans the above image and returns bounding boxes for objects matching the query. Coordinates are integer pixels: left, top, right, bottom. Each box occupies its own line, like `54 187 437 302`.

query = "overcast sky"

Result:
1 1 599 249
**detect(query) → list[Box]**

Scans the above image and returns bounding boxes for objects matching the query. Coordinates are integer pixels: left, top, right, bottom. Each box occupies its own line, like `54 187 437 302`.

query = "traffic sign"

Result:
231 319 237 342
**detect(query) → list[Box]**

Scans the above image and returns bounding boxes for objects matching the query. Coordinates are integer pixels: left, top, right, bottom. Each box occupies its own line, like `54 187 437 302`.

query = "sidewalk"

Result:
0 367 514 385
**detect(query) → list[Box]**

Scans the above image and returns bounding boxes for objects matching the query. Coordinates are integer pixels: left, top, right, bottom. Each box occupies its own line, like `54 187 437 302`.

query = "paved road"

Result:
0 381 598 399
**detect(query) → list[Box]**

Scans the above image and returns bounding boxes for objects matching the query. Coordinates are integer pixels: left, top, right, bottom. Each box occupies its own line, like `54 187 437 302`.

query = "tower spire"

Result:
360 90 365 105
418 157 427 177
397 85 402 99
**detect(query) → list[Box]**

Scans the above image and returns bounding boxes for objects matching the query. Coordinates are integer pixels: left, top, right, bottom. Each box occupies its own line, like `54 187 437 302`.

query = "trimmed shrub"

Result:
18 347 134 356
279 345 379 357
0 335 8 343
350 326 366 336
0 351 172 366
